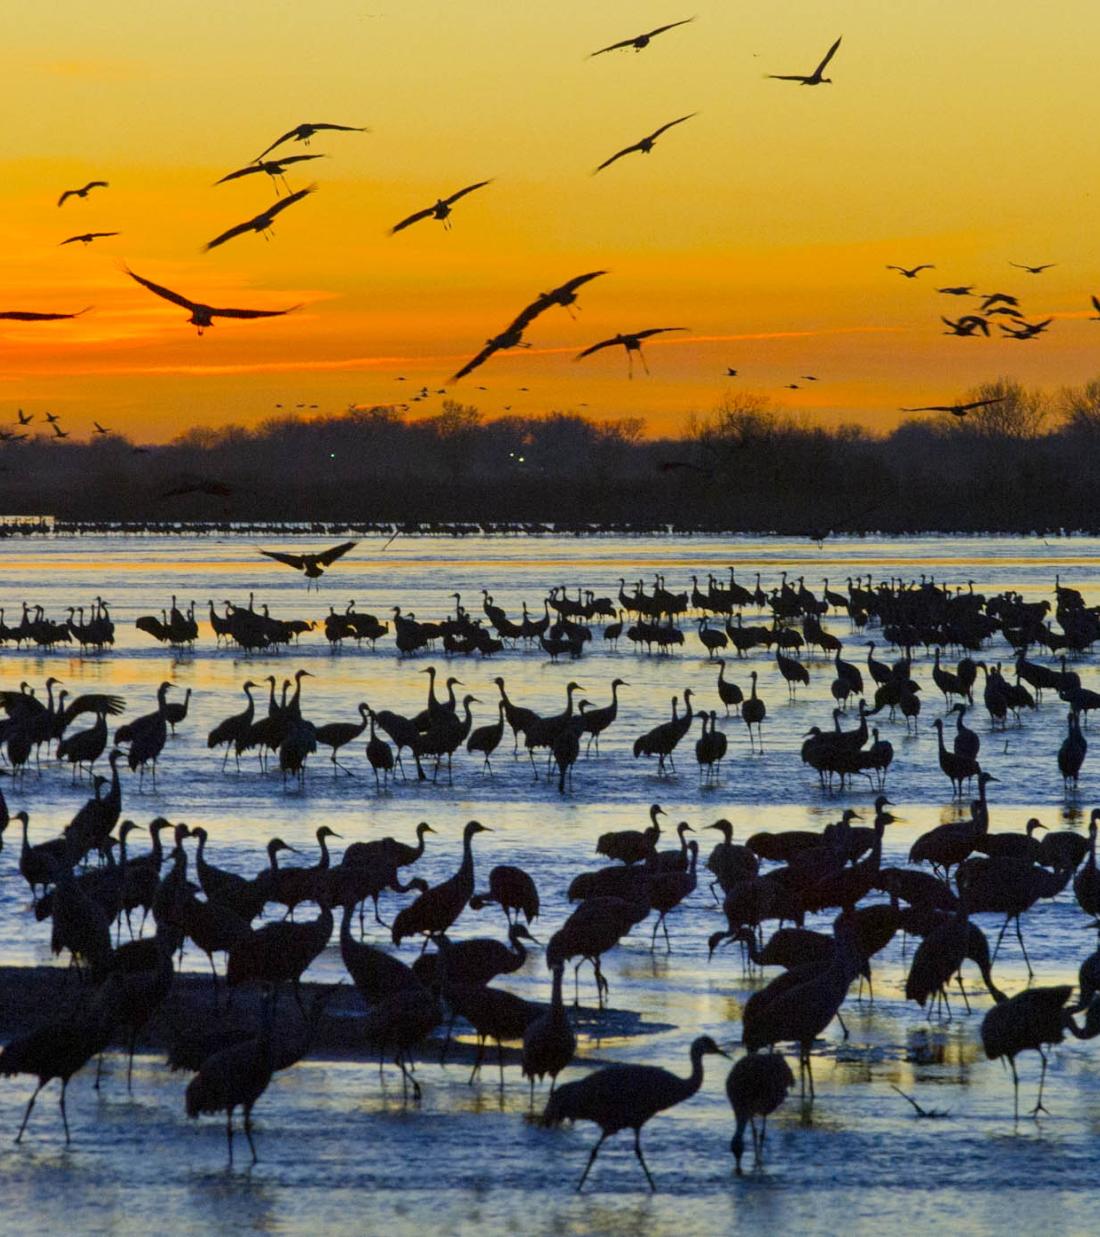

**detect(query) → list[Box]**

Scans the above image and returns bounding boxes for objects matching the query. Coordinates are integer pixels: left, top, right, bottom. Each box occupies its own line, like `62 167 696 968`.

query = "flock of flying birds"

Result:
3 18 1099 429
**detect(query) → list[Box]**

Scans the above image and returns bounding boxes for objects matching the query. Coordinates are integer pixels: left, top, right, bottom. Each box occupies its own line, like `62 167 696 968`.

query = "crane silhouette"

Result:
203 185 315 252
57 180 108 207
257 539 357 587
886 264 934 278
1009 261 1056 274
390 180 493 233
589 18 695 57
768 36 842 84
595 114 696 173
59 232 118 247
215 153 324 193
575 327 688 377
726 1052 795 1173
0 307 91 321
543 1034 727 1191
124 268 300 334
254 122 366 161
899 397 1005 419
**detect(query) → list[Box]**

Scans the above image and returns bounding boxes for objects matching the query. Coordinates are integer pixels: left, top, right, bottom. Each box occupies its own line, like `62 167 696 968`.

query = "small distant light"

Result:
330 452 336 458
518 455 525 463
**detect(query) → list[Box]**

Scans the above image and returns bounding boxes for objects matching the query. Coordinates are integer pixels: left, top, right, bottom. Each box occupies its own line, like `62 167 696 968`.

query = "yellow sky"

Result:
2 1 1100 440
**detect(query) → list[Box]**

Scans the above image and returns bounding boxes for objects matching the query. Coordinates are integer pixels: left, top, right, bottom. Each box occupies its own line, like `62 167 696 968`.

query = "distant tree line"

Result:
2 378 1100 531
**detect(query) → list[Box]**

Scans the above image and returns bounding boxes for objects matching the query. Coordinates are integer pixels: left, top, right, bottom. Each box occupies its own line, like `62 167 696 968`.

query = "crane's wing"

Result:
62 693 126 727
315 540 358 567
899 405 950 413
443 179 493 207
813 35 842 77
634 326 689 340
515 270 610 328
595 141 642 172
554 270 609 298
648 18 696 38
575 336 619 360
259 548 307 570
0 308 90 320
83 181 109 192
450 341 501 383
254 127 301 161
589 34 637 57
57 189 76 207
1092 295 1100 313
207 303 302 320
390 203 437 234
267 185 315 221
59 236 81 246
964 398 1006 410
767 74 810 81
203 216 261 253
124 268 197 311
308 123 366 135
214 164 263 186
648 113 697 141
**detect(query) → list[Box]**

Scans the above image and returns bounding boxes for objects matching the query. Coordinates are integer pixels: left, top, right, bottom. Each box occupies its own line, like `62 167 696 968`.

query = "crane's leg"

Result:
127 1028 137 1092
633 1128 657 1191
955 971 971 1014
639 349 650 377
1010 1058 1019 1123
576 1132 607 1192
244 1104 258 1163
1014 917 1034 978
14 1082 43 1143
497 1039 506 1092
836 1011 849 1040
1031 1049 1050 1116
59 1080 71 1144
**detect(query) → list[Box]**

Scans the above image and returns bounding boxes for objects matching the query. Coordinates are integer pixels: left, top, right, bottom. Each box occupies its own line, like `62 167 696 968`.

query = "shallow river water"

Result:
0 531 1097 1235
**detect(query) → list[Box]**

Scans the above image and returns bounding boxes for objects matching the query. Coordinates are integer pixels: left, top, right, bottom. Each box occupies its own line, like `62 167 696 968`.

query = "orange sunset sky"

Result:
2 1 1100 441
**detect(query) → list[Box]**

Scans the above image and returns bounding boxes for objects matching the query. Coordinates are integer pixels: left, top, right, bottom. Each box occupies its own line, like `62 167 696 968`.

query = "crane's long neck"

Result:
317 833 332 869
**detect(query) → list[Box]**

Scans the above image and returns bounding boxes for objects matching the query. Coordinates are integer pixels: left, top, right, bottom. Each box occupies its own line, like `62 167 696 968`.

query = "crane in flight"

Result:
60 232 119 247
390 180 493 234
50 423 69 440
899 397 1006 419
941 315 990 337
767 36 842 85
16 411 32 425
57 180 108 207
0 307 90 321
449 272 608 382
254 122 366 161
123 267 301 334
203 185 315 253
886 264 934 279
215 154 324 194
258 540 358 588
1009 261 1056 274
1000 318 1052 340
1089 295 1100 321
93 422 111 436
589 18 695 57
595 114 696 173
575 327 688 377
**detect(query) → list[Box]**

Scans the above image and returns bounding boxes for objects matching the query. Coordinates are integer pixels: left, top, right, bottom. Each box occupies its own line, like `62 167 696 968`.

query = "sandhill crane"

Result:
575 327 688 377
391 821 490 949
775 646 809 698
227 898 334 1014
901 397 1006 420
313 702 370 775
886 264 934 278
0 1006 112 1142
726 1052 795 1173
522 962 575 1104
547 895 649 1007
60 231 119 247
185 1001 277 1164
365 709 397 787
576 677 627 754
115 680 172 785
470 864 540 927
124 267 301 334
543 1035 727 1191
594 114 696 173
767 35 842 84
597 805 665 865
741 671 766 751
207 680 258 769
258 539 357 586
467 700 506 771
254 121 366 161
589 17 695 57
1057 710 1087 790
58 180 108 206
1074 812 1099 920
715 659 743 715
695 712 727 782
390 180 492 233
203 185 316 252
982 987 1100 1119
215 153 323 191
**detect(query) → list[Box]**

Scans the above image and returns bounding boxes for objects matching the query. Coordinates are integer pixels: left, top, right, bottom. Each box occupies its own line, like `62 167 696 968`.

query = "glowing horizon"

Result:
2 1 1100 442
